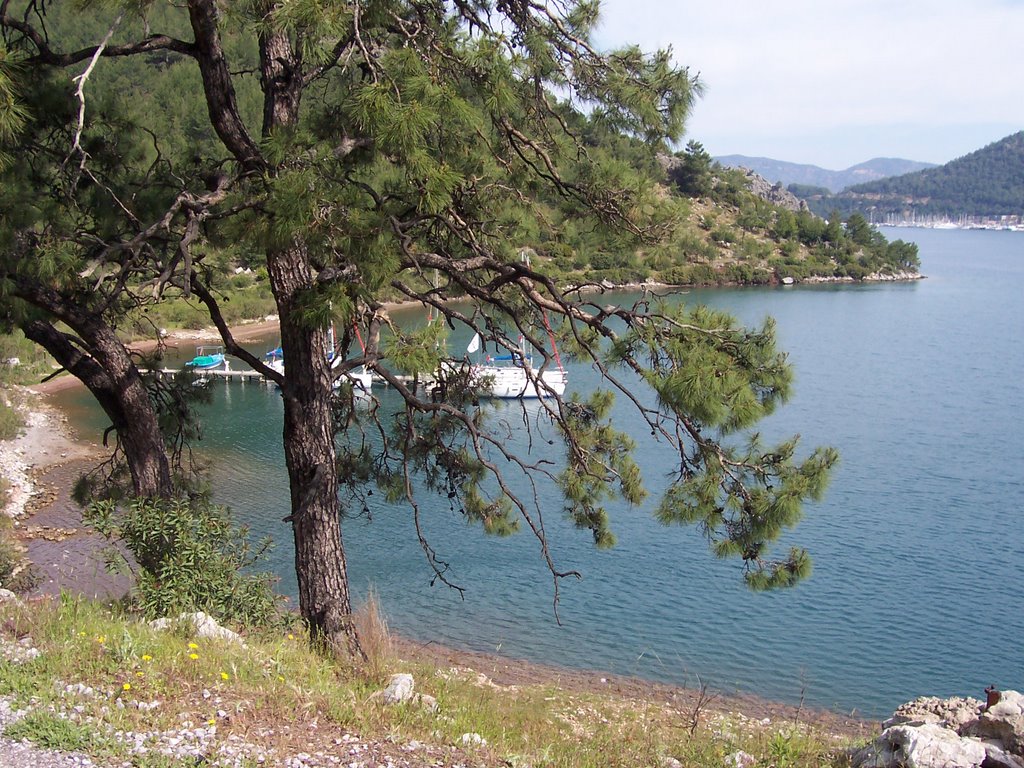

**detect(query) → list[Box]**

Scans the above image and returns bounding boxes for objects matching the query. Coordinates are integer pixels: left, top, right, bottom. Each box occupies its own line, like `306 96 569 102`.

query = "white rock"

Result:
149 612 244 645
379 673 415 704
725 751 756 768
854 723 988 768
460 732 487 747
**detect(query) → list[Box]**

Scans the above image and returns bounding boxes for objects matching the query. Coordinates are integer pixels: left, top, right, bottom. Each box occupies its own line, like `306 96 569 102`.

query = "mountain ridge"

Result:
796 131 1024 223
715 155 935 193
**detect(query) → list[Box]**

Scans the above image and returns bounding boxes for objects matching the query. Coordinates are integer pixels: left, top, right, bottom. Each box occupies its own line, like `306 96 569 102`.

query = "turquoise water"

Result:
53 227 1024 717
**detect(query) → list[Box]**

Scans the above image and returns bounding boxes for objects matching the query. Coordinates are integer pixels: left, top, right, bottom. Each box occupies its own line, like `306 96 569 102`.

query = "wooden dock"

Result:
149 367 270 384
147 366 418 390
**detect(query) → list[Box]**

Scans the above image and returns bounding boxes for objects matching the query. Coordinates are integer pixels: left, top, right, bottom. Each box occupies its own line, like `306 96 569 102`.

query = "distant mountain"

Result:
801 131 1024 222
715 155 936 194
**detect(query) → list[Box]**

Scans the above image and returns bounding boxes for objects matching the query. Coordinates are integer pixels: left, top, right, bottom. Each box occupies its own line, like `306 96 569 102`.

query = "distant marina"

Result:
874 214 1023 231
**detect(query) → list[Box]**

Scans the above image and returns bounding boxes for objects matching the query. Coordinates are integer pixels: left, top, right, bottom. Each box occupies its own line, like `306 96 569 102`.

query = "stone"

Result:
971 690 1024 755
983 742 1024 768
725 750 756 768
378 673 415 704
149 612 244 645
459 732 487 747
852 723 987 768
884 695 983 731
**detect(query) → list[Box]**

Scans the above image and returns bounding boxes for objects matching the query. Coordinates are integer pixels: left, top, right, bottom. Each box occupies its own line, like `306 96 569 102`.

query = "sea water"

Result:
51 227 1024 717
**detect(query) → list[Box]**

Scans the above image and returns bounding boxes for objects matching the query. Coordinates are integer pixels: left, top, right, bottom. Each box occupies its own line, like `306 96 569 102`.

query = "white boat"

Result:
264 341 371 398
468 336 566 398
264 346 284 375
333 358 372 398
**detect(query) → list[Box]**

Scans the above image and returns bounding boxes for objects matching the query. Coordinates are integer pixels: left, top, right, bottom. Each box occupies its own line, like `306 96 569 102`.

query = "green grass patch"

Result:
0 594 865 767
3 711 109 753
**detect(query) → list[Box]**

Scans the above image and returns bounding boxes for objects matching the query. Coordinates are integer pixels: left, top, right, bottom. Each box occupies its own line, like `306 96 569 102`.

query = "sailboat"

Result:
468 333 567 399
263 327 371 397
465 249 566 398
332 323 372 398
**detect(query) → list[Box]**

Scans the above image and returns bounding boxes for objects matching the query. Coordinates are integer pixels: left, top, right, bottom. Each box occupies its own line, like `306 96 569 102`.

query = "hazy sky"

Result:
594 0 1024 169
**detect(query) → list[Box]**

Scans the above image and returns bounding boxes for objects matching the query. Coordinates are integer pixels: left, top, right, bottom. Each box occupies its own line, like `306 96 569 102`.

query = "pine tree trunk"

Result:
21 319 174 499
268 243 362 658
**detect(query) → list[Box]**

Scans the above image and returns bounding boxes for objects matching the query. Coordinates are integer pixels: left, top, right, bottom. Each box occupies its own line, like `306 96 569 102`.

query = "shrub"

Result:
83 495 282 628
0 397 23 441
710 226 737 245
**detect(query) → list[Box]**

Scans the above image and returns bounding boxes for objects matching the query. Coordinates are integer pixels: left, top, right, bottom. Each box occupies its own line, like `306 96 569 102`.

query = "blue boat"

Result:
185 345 226 371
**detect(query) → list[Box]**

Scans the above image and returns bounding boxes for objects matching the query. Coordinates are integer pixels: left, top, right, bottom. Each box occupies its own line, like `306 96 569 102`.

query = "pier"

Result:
147 366 420 390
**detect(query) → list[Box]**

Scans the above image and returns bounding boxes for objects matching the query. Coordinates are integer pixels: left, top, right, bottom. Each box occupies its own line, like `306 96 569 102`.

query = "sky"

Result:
593 0 1024 170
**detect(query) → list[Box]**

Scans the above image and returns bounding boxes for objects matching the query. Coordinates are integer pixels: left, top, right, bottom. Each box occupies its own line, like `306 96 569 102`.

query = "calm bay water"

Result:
53 227 1024 717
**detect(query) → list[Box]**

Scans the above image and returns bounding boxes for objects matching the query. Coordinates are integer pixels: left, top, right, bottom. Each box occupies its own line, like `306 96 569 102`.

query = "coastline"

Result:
1 352 878 736
0 386 123 598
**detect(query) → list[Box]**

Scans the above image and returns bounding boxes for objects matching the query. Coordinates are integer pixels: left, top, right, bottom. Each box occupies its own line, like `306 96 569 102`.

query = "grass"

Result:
0 594 867 767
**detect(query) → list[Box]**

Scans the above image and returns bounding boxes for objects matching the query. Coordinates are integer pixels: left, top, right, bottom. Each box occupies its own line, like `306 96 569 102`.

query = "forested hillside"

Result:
798 132 1024 221
0 2 922 346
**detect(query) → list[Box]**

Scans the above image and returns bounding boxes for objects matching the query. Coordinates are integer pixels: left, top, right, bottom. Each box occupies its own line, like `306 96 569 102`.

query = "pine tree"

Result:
1 0 837 655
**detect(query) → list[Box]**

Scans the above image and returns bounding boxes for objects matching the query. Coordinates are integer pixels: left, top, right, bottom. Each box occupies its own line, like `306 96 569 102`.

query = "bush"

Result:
83 495 282 628
710 226 737 245
0 397 23 441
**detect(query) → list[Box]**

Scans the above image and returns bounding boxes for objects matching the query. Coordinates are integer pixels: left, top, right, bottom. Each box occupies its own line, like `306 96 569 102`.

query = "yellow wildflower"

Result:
122 683 131 691
189 653 199 660
220 672 230 681
187 642 199 650
207 718 216 726
141 654 152 662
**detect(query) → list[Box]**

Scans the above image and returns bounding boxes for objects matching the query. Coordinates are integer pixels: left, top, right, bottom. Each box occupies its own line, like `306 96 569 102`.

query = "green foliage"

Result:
597 302 839 585
558 390 645 548
82 496 281 627
669 140 715 197
0 394 22 440
0 0 847 612
0 45 28 171
710 226 737 245
0 523 23 589
4 710 109 753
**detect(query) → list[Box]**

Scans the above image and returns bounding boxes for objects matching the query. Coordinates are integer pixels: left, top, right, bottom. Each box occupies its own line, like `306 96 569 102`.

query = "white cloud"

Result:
594 0 1024 167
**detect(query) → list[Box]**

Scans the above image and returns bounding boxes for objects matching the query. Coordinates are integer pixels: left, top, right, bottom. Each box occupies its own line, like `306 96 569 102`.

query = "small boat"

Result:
265 341 371 398
337 364 372 398
264 346 284 376
468 336 567 399
185 345 226 371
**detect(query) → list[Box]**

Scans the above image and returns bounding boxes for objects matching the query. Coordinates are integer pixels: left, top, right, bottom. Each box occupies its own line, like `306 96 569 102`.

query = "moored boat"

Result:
185 345 226 371
468 335 566 398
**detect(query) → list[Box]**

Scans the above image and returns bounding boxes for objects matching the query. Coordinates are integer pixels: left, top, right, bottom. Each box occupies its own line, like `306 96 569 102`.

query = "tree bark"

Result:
247 17 362 657
22 318 173 498
267 242 361 658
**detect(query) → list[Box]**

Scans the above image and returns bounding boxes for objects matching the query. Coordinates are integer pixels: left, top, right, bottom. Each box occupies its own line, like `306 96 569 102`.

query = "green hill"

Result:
798 132 1024 224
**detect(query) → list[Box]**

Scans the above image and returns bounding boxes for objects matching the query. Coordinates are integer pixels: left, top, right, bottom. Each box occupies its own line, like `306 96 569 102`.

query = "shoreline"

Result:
1 382 878 736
